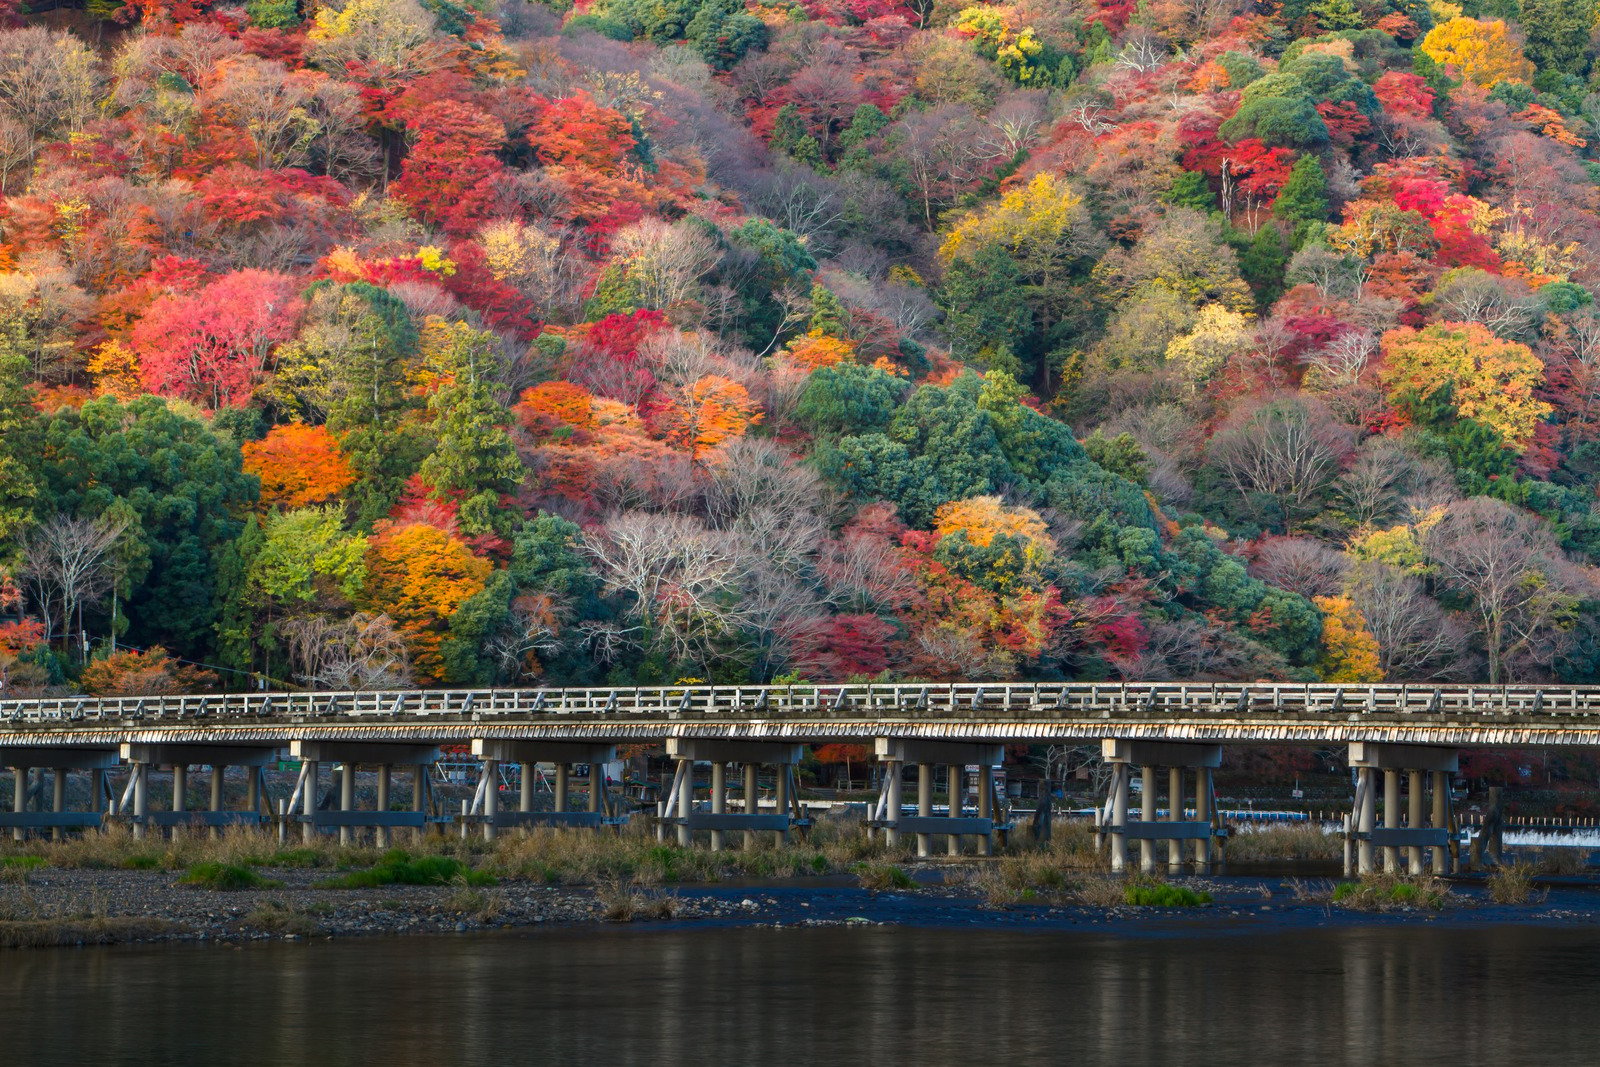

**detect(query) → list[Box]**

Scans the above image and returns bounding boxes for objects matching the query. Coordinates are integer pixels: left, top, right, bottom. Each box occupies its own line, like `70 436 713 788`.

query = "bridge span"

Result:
0 681 1594 875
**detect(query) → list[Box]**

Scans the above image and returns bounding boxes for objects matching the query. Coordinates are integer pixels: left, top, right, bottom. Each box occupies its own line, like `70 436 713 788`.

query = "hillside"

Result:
0 0 1598 693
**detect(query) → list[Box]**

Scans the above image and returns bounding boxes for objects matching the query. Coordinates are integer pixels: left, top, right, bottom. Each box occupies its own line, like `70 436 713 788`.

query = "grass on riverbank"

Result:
179 862 283 891
1224 824 1342 863
1329 874 1453 911
0 817 918 888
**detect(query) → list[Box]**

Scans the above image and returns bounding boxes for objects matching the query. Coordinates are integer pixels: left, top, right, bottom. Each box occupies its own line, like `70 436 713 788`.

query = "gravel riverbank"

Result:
10 863 1600 949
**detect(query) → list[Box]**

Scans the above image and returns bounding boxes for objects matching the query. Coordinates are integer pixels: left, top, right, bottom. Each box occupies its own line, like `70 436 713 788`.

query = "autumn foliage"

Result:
242 423 358 508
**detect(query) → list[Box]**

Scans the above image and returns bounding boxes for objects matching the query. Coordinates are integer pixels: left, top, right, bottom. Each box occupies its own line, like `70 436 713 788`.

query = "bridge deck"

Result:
4 683 1600 747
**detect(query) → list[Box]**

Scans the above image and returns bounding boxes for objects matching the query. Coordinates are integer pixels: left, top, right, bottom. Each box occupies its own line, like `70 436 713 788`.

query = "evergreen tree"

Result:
1272 155 1330 226
1240 224 1290 308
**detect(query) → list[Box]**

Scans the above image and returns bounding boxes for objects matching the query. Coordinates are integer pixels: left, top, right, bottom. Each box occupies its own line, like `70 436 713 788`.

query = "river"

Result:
3 921 1596 1065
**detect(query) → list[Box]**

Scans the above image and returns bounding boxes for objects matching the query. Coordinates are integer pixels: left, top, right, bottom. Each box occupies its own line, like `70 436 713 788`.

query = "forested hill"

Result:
0 0 1598 695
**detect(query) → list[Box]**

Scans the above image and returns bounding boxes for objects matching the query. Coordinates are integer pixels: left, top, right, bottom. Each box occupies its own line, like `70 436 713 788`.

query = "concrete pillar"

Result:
92 768 106 817
44 768 62 842
208 766 225 841
676 759 692 847
518 763 533 814
1382 768 1400 873
482 760 498 842
132 764 148 841
588 763 604 816
1407 769 1424 875
1140 765 1157 875
947 764 962 857
710 762 726 851
978 764 994 857
775 764 791 845
170 764 186 838
916 763 932 858
743 763 759 850
1168 766 1183 873
302 760 319 843
1194 767 1212 873
338 763 355 846
1431 770 1449 874
1356 767 1376 875
246 768 260 817
413 764 426 841
1110 764 1129 873
376 765 392 848
554 764 569 814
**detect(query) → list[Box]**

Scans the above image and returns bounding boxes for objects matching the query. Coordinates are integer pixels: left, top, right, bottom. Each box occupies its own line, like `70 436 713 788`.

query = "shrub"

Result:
318 850 496 889
179 862 282 890
1123 883 1213 907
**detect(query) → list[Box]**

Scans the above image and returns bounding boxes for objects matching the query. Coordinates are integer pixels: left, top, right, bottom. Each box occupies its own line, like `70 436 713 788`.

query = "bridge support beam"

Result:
471 740 619 832
0 748 120 840
288 741 441 840
873 740 1006 857
119 745 278 839
665 739 804 850
1346 743 1458 876
1101 740 1222 874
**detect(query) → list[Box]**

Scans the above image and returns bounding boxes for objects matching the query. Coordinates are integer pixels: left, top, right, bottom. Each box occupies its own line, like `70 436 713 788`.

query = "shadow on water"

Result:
3 922 1598 1065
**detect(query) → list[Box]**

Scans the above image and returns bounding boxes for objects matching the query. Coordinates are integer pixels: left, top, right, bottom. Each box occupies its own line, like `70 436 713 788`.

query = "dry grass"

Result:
245 900 329 937
1224 823 1342 863
0 916 176 948
1487 862 1547 905
487 820 907 886
596 882 680 922
444 884 507 922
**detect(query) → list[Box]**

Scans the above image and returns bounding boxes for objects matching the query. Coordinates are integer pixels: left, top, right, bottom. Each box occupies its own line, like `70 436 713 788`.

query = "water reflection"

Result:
3 922 1595 1065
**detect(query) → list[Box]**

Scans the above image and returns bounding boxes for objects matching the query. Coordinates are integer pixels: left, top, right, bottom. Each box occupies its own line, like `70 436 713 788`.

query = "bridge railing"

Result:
1 682 1597 726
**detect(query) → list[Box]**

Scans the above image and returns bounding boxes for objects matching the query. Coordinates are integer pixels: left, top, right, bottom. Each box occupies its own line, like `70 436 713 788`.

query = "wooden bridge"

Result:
1 682 1596 873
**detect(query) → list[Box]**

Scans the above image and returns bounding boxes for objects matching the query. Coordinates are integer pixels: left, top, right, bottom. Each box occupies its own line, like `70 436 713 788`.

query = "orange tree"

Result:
363 521 492 682
242 423 358 508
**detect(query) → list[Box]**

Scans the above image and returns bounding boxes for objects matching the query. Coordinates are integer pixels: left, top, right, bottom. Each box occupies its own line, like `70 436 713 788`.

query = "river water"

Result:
3 921 1597 1065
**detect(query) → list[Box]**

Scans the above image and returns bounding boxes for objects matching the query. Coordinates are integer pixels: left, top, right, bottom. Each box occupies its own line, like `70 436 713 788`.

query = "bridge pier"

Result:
873 740 1005 857
120 745 278 838
0 748 120 841
1346 743 1458 876
1101 740 1221 875
471 741 619 835
291 741 441 841
664 740 802 850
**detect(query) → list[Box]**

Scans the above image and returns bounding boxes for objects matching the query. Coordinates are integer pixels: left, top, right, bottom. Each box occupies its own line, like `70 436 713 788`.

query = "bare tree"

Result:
750 164 845 254
1249 537 1348 598
20 513 131 653
1303 330 1377 387
1209 394 1354 533
284 612 412 690
978 90 1048 161
1115 31 1168 73
584 512 757 669
1421 497 1589 683
894 103 987 229
610 218 720 315
1347 562 1469 681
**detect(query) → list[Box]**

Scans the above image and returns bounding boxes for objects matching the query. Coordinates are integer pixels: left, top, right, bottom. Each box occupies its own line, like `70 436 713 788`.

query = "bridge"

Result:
2 681 1595 875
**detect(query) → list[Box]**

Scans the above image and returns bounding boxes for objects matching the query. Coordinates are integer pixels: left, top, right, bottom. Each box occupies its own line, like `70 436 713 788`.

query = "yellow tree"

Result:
1166 304 1254 390
1313 595 1384 682
1420 17 1535 87
1379 322 1550 447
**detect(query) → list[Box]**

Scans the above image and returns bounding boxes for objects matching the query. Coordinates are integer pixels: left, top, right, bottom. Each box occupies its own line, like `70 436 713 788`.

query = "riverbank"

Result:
8 830 1600 948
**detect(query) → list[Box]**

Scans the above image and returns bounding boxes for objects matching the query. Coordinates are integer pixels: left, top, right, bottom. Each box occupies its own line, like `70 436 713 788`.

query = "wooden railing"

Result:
2 682 1598 726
